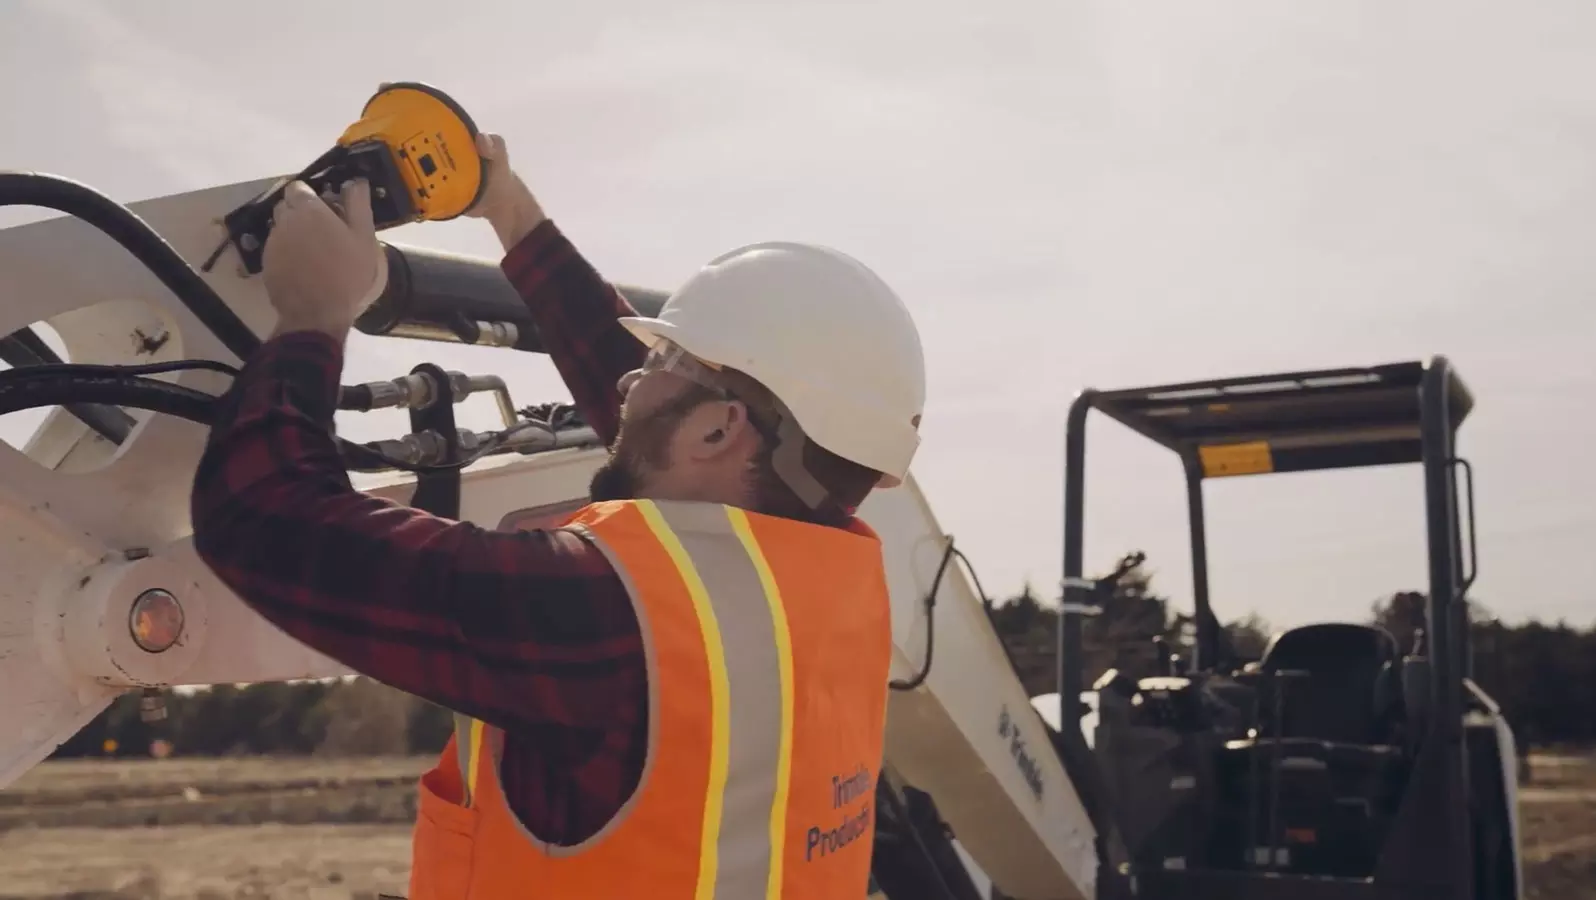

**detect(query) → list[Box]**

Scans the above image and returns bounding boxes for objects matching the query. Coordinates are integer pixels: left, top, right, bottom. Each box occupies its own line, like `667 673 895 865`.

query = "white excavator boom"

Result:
0 180 1096 899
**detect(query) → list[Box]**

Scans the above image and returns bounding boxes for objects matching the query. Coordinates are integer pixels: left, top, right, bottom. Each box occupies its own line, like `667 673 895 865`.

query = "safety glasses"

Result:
639 337 832 510
640 338 734 399
637 338 781 440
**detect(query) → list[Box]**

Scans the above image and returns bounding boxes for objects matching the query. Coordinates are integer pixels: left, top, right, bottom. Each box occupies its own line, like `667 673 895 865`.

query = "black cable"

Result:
889 541 949 691
953 546 992 616
0 172 262 362
0 327 135 443
890 537 991 692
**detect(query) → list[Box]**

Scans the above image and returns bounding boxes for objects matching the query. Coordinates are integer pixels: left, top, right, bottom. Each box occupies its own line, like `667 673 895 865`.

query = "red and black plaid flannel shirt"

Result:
190 221 649 845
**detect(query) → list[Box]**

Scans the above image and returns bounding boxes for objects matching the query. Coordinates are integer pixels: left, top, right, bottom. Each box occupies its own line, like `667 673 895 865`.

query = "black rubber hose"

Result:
0 368 531 476
0 371 395 467
6 358 240 379
0 172 262 363
0 371 215 425
0 328 136 443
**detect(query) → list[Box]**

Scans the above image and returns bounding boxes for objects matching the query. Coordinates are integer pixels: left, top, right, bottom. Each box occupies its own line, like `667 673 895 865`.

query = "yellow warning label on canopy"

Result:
1198 441 1274 477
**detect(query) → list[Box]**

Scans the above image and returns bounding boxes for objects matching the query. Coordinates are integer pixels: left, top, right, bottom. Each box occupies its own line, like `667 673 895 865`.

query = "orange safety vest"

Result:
407 499 893 899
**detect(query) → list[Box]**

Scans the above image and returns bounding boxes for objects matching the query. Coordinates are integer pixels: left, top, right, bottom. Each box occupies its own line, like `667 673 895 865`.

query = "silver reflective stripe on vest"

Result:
454 500 793 898
652 500 788 898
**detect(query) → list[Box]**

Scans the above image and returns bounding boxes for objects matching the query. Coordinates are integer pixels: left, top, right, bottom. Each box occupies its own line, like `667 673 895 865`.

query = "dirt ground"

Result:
1515 753 1596 898
0 757 423 900
1 753 1593 898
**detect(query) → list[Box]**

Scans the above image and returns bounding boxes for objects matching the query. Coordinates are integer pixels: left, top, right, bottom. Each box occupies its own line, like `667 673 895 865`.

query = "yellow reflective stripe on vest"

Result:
451 712 484 808
634 500 733 900
467 716 486 801
449 500 797 899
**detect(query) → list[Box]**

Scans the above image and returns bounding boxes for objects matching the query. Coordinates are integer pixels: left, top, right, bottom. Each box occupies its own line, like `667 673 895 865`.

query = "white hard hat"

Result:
617 241 926 487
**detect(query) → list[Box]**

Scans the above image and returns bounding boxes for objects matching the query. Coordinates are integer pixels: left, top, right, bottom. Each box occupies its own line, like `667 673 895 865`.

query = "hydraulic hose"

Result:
0 172 261 363
0 327 136 442
0 172 583 477
0 369 215 426
357 242 672 352
0 364 577 475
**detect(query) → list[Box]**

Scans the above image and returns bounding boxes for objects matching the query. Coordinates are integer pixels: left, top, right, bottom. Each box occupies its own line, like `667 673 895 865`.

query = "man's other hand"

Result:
262 178 387 340
465 132 548 251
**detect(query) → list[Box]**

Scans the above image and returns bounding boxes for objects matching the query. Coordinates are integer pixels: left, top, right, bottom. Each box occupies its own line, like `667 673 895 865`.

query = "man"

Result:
190 130 927 900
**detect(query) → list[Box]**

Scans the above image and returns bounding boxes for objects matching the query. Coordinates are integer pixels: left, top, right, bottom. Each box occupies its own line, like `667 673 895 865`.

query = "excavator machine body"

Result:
0 178 1099 900
1050 362 1522 900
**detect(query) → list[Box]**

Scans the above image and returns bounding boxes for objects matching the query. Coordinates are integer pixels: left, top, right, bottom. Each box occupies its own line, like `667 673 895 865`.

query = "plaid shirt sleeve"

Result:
501 219 646 445
189 220 648 744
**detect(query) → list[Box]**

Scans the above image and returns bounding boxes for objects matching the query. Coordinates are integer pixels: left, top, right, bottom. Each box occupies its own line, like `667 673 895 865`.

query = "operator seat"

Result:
1258 623 1401 745
1209 624 1409 876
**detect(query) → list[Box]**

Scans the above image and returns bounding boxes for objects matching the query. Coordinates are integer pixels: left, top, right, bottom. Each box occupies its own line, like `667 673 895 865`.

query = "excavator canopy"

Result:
1089 361 1475 479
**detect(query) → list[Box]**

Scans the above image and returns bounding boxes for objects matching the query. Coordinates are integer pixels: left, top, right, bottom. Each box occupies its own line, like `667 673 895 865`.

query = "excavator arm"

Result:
0 178 1097 900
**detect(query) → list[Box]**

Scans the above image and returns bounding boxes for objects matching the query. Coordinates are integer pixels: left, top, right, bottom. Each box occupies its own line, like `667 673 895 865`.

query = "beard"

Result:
588 446 644 502
588 395 696 502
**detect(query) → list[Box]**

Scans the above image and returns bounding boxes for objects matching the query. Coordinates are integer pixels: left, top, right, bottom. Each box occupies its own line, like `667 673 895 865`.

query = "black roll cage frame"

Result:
1052 356 1480 892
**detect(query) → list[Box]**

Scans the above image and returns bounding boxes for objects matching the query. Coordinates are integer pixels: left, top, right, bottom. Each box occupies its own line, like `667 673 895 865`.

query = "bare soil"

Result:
1516 753 1596 898
0 757 424 900
1 753 1592 898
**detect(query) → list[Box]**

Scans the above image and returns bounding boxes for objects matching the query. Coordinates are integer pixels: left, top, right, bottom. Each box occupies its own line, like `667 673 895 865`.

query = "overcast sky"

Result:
2 0 1594 631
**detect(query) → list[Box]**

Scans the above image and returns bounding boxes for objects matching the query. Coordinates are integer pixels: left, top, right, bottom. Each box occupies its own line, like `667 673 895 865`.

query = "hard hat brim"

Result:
616 316 674 350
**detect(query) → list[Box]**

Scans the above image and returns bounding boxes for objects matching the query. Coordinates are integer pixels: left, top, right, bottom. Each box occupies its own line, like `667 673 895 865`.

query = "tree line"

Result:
50 558 1595 761
53 676 458 760
985 563 1590 750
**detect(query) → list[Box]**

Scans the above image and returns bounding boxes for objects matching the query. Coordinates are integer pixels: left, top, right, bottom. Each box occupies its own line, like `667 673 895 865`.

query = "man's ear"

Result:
685 400 756 461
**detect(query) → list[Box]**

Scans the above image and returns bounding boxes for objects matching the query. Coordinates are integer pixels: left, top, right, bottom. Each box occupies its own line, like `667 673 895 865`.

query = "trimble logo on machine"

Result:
998 705 1045 801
